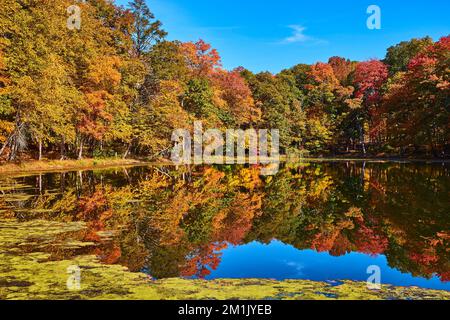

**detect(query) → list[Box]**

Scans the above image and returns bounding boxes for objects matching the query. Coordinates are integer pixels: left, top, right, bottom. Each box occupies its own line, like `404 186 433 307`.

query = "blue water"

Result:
206 240 450 291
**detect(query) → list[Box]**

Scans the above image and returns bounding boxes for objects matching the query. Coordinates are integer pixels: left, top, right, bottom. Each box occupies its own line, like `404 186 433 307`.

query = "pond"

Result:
0 161 449 299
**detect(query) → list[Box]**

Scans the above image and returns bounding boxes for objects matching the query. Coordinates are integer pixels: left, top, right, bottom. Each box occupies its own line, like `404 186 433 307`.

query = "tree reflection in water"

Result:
0 162 448 284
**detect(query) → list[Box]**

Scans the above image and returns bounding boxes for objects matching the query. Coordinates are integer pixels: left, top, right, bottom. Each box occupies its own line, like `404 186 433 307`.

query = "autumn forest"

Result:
0 0 450 302
0 0 449 163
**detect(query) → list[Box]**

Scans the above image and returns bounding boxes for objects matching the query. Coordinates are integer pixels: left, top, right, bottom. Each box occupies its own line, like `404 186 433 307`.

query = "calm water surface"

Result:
0 162 449 291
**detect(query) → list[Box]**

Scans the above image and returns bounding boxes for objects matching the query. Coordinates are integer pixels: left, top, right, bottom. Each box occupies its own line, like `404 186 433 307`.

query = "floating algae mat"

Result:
1 219 449 300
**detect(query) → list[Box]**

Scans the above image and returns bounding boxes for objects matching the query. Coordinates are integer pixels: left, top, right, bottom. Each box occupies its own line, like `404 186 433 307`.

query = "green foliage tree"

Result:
129 0 167 57
384 37 434 75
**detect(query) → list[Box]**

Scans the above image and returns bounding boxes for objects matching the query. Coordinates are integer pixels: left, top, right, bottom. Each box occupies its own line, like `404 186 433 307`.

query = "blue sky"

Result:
115 0 450 73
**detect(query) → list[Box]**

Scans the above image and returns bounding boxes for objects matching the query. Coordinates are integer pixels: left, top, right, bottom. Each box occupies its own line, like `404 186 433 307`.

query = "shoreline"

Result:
0 156 448 176
285 156 450 163
0 158 151 176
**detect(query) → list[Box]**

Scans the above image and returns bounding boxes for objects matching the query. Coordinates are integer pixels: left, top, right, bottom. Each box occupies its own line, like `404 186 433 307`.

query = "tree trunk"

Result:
123 143 131 159
60 138 66 160
8 140 18 161
0 142 6 157
38 139 42 161
359 124 366 155
0 134 12 157
78 140 83 160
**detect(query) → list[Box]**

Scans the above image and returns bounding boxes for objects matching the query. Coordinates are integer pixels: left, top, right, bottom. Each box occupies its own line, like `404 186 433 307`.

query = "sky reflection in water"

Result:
206 240 450 291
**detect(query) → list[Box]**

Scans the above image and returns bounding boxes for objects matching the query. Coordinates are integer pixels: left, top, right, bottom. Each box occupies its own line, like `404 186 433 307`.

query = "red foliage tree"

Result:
328 56 356 84
212 69 261 125
308 62 340 88
354 60 388 104
180 39 221 76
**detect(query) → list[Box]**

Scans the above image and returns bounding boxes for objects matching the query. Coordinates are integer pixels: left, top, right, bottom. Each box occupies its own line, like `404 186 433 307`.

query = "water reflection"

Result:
0 162 449 290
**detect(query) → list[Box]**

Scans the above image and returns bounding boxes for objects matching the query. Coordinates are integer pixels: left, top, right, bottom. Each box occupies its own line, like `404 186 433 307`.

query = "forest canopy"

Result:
0 0 448 161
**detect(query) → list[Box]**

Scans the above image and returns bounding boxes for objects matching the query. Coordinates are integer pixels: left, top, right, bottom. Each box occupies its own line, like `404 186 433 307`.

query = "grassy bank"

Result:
0 158 149 175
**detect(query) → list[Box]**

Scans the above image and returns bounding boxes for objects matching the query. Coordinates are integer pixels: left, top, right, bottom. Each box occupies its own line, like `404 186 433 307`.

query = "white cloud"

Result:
283 25 311 43
280 25 327 46
286 261 305 277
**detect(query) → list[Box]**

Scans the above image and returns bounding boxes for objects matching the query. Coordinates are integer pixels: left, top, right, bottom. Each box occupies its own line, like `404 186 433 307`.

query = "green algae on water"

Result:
0 219 449 300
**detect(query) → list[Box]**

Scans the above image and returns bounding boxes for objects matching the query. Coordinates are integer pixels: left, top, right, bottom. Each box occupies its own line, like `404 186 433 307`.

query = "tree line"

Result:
0 0 449 161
